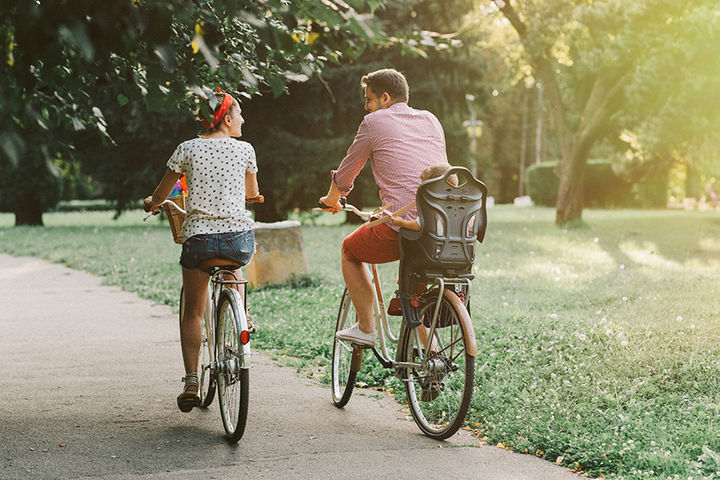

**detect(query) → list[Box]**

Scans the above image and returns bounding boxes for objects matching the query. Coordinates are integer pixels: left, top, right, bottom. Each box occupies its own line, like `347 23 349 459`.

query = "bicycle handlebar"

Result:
143 194 264 221
315 196 372 219
143 199 186 221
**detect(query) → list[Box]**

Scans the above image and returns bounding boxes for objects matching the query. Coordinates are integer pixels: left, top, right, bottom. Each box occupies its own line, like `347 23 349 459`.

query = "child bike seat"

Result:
397 166 488 326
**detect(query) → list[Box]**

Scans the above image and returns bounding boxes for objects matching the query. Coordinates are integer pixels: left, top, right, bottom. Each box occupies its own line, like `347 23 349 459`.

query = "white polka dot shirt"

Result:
166 137 258 242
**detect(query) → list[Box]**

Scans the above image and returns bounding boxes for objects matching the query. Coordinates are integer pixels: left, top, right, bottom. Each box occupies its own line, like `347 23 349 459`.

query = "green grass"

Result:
2 206 720 480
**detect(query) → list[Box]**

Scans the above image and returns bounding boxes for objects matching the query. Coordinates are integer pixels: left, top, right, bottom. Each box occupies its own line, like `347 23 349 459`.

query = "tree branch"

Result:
494 0 572 156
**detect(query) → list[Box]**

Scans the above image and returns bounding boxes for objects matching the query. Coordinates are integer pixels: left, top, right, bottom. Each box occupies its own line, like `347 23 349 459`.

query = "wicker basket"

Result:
165 195 186 244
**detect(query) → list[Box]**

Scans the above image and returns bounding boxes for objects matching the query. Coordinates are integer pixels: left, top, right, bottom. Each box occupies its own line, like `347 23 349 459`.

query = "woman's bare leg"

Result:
180 268 210 375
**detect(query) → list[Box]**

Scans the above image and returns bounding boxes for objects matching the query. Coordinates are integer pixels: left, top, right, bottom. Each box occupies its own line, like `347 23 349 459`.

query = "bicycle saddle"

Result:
197 258 243 272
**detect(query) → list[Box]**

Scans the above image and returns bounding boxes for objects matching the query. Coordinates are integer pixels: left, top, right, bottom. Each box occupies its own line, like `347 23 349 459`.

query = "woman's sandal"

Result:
177 374 200 412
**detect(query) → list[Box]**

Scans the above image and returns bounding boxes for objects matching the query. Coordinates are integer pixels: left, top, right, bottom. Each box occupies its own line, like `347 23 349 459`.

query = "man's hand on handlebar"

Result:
318 195 343 214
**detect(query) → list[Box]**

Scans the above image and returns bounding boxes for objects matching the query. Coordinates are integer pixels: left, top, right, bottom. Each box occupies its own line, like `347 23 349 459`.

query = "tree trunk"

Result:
685 162 701 200
14 193 44 226
555 148 587 225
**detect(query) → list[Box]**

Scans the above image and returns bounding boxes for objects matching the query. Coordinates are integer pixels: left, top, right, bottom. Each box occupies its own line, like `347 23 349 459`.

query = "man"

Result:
319 68 448 346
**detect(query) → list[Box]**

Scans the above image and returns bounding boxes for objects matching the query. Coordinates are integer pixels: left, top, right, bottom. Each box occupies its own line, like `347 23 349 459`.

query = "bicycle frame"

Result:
323 200 478 372
367 267 477 372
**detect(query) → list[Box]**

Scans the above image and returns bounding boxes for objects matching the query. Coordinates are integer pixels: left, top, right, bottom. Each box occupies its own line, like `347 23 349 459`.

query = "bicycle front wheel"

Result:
179 286 216 407
400 290 475 439
216 288 250 443
331 289 362 407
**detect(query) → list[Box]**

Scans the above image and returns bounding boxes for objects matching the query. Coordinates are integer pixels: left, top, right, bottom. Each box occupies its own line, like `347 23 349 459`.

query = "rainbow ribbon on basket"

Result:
169 174 188 198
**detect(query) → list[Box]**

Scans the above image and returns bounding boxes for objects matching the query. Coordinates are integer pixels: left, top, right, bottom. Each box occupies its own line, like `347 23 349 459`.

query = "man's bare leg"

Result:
341 250 375 334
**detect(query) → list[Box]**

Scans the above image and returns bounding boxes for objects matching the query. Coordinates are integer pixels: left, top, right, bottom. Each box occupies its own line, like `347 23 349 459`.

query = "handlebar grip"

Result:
317 196 347 211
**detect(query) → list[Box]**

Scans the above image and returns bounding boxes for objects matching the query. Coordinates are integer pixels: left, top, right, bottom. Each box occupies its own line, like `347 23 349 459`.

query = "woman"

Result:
144 89 259 412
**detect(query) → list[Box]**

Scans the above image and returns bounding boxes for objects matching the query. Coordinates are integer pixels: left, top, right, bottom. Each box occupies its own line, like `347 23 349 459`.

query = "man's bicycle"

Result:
323 167 488 439
146 197 262 442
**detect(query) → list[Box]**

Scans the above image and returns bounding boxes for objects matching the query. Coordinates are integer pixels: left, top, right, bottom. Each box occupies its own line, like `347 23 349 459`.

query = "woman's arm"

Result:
245 172 259 199
144 169 182 212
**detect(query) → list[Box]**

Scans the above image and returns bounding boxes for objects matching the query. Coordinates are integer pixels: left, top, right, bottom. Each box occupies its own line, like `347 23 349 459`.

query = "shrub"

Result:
525 159 633 207
525 161 559 206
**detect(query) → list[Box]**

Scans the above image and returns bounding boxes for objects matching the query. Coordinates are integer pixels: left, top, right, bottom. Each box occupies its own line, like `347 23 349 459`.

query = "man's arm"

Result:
318 120 371 213
319 183 343 213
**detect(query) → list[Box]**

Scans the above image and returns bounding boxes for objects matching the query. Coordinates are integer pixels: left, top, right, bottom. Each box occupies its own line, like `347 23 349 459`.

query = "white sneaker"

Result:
335 322 376 347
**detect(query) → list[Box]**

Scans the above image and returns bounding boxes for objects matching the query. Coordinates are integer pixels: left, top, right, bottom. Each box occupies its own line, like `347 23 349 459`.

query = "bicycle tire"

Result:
179 286 216 408
331 289 361 407
216 288 250 443
400 289 475 440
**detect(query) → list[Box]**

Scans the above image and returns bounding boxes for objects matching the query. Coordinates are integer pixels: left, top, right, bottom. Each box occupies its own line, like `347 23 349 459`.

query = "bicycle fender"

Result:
442 289 478 357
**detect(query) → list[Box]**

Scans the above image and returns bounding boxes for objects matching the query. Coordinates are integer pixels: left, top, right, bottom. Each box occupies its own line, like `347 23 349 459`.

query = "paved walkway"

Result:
0 254 585 480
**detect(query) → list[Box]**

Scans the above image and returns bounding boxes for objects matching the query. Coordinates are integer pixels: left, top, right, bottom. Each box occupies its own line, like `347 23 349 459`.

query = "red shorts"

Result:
342 222 400 264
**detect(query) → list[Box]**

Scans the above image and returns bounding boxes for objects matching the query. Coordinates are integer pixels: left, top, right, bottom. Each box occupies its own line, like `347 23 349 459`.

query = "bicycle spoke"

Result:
402 292 475 440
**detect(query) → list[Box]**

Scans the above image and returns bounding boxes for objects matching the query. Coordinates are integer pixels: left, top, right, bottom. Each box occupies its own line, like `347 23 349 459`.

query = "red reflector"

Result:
240 330 250 345
411 300 419 307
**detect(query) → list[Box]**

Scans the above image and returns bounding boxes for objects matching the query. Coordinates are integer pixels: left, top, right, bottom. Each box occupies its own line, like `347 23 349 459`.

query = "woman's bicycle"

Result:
321 169 487 440
145 197 262 442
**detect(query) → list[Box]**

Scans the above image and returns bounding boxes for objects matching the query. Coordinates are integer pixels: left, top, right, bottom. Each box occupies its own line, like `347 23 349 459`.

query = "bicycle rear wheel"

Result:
179 286 216 407
216 288 250 443
331 289 362 407
400 290 475 439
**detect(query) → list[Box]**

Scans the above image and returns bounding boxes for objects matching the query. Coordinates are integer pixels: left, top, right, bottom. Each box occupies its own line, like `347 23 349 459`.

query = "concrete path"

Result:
0 254 585 480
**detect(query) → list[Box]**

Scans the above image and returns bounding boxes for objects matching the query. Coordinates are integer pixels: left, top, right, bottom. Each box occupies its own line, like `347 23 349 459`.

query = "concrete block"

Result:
513 196 534 207
246 220 308 288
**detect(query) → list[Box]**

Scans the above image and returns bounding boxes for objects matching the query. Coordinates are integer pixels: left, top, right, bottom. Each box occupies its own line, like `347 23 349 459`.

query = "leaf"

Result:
71 117 86 131
117 94 129 106
284 70 309 83
0 132 24 167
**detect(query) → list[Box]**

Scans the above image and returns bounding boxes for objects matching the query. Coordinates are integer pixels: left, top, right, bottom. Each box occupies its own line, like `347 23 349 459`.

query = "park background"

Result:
1 1 719 479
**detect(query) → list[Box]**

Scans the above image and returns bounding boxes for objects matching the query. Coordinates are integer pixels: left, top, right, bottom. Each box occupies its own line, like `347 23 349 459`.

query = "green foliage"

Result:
525 160 633 208
0 0 386 223
0 144 62 224
490 0 720 221
243 0 487 220
525 162 559 207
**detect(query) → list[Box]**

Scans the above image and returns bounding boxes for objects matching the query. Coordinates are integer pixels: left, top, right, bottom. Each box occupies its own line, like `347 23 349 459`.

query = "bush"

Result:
525 159 633 207
525 161 559 207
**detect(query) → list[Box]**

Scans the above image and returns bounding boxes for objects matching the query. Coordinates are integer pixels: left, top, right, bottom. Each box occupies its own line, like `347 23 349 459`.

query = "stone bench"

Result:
246 220 308 288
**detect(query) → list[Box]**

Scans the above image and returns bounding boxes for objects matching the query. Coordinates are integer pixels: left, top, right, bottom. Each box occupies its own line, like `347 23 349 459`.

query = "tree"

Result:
490 0 720 224
241 0 491 221
0 0 384 225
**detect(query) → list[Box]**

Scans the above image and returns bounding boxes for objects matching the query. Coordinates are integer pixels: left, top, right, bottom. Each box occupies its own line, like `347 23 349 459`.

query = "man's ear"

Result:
380 92 392 106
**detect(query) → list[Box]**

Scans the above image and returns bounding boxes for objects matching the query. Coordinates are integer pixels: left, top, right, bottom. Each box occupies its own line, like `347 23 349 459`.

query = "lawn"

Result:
1 205 719 480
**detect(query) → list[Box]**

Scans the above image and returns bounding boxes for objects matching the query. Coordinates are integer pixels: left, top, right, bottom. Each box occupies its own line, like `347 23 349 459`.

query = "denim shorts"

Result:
180 230 255 270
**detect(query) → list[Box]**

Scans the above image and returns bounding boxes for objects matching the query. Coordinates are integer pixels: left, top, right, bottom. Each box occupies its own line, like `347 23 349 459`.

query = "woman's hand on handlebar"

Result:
143 195 159 213
246 194 264 204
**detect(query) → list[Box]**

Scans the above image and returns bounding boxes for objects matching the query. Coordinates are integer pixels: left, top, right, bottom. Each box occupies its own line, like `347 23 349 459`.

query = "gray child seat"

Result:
397 166 488 327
